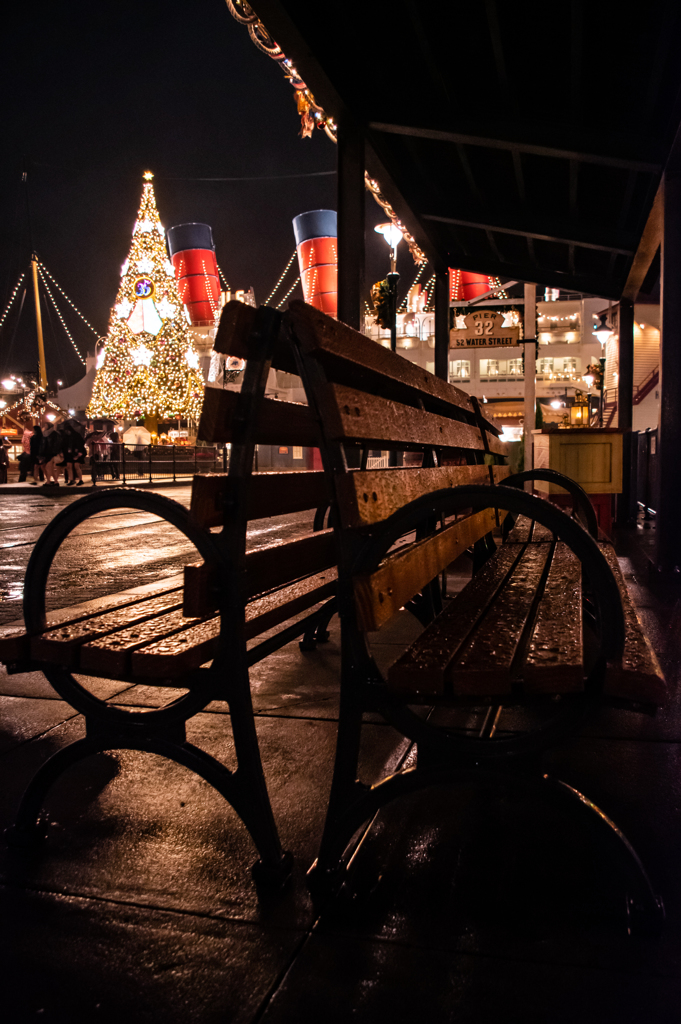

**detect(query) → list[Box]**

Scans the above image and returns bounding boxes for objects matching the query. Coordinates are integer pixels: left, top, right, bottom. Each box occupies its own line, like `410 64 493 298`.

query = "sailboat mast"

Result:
30 256 48 389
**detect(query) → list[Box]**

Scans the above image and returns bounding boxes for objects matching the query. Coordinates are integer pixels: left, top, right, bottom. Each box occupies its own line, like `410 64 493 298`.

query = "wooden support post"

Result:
523 283 536 475
337 124 365 331
616 298 635 525
655 169 681 573
434 271 449 381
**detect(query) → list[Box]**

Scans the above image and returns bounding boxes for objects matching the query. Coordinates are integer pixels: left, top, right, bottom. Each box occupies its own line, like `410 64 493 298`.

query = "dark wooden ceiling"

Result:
252 0 681 297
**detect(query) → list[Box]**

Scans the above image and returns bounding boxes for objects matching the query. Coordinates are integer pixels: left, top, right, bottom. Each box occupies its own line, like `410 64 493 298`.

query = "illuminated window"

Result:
480 359 499 376
449 359 471 380
508 358 523 375
562 357 577 373
537 357 554 374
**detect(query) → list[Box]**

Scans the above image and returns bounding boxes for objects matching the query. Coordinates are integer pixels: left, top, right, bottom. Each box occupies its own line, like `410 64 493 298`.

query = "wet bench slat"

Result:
449 544 552 695
189 471 328 529
131 568 338 679
354 508 503 632
524 544 583 692
336 464 509 529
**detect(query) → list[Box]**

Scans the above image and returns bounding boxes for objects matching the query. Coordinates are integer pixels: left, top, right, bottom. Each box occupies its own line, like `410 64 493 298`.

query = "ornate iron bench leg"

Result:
6 735 102 846
309 764 664 932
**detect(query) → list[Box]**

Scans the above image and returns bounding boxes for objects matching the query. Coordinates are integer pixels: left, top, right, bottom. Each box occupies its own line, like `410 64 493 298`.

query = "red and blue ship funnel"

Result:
293 210 337 318
167 223 221 326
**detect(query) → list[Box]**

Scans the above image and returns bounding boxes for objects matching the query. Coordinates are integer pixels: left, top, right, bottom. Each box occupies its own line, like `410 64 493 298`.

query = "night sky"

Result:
0 0 416 387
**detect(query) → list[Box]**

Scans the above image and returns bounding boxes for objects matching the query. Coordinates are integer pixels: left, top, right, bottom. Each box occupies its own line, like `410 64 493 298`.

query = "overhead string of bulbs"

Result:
38 265 86 365
38 263 101 339
0 272 26 331
265 250 298 305
223 0 428 266
276 275 301 309
397 261 427 313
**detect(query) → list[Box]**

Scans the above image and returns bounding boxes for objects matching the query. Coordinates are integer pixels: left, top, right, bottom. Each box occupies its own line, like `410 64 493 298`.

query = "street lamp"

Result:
374 222 403 353
592 313 613 426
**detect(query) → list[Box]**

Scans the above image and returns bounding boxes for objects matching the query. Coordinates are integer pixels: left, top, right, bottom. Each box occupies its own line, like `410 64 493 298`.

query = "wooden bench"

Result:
0 298 668 924
271 300 665 928
0 304 340 887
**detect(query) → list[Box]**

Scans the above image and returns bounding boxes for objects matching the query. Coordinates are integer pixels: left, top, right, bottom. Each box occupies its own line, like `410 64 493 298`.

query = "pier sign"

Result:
450 310 521 348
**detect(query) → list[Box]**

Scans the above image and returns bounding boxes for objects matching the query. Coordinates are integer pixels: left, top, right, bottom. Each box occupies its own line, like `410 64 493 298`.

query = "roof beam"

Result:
621 181 663 301
422 214 634 255
368 122 661 173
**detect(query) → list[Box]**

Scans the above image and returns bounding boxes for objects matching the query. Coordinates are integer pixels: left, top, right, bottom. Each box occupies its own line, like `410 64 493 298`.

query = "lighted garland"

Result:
88 173 204 422
398 261 427 312
38 263 102 339
275 275 301 309
223 0 427 265
0 272 26 331
265 250 297 304
38 266 86 365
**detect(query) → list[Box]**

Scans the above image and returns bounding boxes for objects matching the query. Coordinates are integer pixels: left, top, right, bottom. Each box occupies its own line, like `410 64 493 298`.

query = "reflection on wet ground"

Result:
0 485 314 625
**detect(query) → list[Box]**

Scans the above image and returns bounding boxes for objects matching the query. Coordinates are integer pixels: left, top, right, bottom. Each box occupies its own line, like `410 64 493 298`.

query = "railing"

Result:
90 444 228 485
366 455 389 469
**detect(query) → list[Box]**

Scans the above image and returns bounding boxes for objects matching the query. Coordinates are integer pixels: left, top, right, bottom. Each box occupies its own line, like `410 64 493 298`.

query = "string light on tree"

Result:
88 171 204 424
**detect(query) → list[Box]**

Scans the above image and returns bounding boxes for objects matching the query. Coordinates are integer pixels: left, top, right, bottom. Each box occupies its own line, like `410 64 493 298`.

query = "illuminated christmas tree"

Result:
88 172 204 426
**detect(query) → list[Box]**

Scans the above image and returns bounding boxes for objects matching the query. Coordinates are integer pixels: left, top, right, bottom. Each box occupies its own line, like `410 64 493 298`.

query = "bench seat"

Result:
0 566 337 683
387 533 666 708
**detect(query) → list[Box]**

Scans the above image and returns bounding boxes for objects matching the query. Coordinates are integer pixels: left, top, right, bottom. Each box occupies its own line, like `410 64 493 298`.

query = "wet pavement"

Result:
1 493 681 1022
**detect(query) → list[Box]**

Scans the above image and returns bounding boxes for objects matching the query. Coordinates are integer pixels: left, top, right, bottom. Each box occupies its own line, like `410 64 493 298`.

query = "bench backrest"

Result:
190 303 334 619
200 300 510 631
284 301 510 630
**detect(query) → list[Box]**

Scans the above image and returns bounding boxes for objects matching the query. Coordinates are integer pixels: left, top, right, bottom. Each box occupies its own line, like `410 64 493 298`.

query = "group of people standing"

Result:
19 420 87 487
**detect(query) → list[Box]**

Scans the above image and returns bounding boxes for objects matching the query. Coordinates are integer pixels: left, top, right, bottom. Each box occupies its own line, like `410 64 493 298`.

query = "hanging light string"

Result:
275 275 301 309
397 262 427 313
488 275 508 300
223 0 427 267
265 250 297 305
37 266 86 365
38 263 101 339
217 263 230 290
423 273 436 310
0 271 26 331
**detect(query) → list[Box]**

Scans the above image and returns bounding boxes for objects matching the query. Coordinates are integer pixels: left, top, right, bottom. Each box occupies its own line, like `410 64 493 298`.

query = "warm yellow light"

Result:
143 170 154 181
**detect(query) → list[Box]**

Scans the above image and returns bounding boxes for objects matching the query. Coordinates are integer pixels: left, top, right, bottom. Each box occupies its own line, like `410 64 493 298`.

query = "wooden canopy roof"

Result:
252 0 681 298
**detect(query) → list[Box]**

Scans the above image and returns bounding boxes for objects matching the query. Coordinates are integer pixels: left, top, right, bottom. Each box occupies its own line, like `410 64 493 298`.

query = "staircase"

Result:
602 366 659 427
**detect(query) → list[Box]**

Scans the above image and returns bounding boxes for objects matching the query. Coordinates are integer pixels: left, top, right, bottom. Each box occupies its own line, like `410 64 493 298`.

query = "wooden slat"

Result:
336 465 510 528
288 300 477 417
505 516 553 543
189 471 328 528
183 529 336 616
387 544 523 695
197 387 320 446
80 607 200 678
354 508 501 631
0 625 30 662
213 300 296 373
600 544 667 704
523 544 584 692
320 382 508 456
449 544 552 694
131 568 337 678
31 590 184 667
505 515 533 543
0 576 185 666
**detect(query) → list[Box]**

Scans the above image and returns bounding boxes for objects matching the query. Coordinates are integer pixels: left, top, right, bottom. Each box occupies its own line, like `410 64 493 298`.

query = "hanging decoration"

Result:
223 0 427 265
88 172 204 422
